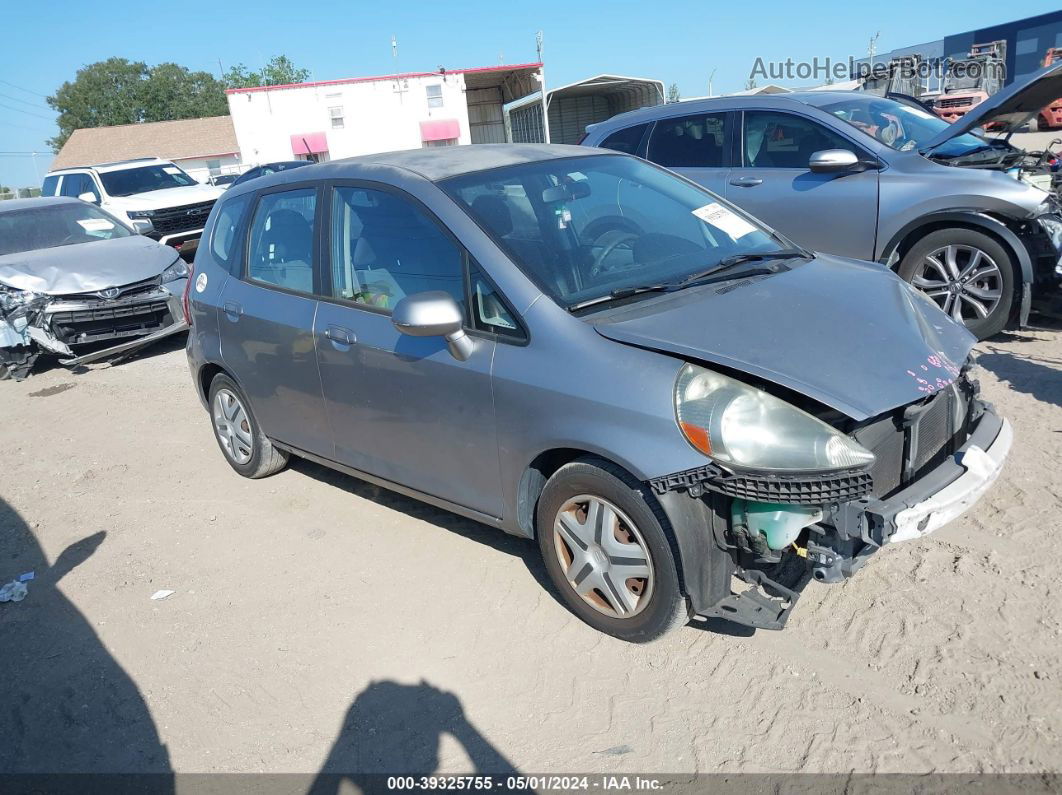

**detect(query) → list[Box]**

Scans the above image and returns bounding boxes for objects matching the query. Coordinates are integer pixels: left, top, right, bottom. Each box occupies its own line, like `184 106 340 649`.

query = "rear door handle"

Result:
325 325 356 346
223 301 243 320
729 176 763 187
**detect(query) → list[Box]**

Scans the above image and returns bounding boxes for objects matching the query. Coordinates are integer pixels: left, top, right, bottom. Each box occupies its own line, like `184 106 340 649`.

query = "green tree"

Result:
46 58 228 151
666 82 681 103
222 55 310 89
141 63 228 122
47 58 149 150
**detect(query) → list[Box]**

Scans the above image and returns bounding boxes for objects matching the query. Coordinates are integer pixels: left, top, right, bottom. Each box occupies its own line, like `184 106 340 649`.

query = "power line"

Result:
0 102 54 122
0 90 49 110
0 78 49 98
0 119 51 134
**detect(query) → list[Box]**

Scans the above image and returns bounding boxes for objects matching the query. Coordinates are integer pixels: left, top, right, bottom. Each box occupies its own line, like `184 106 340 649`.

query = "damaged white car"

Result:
0 197 189 380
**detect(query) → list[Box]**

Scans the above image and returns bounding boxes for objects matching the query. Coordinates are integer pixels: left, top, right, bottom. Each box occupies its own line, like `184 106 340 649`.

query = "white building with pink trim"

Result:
226 63 544 167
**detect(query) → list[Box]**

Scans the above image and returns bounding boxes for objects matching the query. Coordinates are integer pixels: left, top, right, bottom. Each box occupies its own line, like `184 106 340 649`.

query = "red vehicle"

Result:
1035 48 1062 130
932 41 1006 124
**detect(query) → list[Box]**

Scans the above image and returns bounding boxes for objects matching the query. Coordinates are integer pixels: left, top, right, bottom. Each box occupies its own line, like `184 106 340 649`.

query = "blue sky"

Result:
1 0 1057 186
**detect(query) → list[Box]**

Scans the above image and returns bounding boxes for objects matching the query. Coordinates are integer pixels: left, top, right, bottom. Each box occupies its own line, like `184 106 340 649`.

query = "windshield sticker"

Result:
76 219 114 232
692 203 757 239
163 166 181 175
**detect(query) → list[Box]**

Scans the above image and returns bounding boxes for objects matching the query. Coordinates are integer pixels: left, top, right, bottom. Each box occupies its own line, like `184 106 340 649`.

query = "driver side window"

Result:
329 186 465 312
742 111 853 169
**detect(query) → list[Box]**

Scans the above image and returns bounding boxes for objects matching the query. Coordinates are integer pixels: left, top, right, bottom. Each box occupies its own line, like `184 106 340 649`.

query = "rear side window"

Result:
210 193 252 273
59 173 99 201
246 188 318 294
41 175 60 196
598 123 649 156
647 113 727 168
743 111 854 169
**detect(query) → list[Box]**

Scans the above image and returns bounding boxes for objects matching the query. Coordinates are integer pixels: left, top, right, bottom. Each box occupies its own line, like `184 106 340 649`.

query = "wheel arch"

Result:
517 448 734 611
197 361 231 406
878 210 1033 324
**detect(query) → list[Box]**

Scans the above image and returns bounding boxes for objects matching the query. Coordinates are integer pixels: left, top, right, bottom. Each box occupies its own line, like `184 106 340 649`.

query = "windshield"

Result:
441 155 788 309
0 202 133 256
98 164 198 197
816 95 989 156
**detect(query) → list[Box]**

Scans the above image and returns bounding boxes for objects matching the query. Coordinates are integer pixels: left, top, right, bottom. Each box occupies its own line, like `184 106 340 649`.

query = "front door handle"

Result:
223 301 243 321
325 325 356 346
729 176 764 187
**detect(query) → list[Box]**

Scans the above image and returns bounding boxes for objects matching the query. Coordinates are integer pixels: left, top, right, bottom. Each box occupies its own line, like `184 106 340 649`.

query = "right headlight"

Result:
674 363 875 472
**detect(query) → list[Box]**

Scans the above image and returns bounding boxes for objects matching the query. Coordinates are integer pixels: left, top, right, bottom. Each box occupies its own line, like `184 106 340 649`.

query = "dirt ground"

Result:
1 319 1060 777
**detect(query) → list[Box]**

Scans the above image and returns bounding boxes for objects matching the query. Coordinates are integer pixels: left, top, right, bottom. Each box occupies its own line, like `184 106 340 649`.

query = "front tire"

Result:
897 228 1015 340
208 373 288 479
537 458 687 642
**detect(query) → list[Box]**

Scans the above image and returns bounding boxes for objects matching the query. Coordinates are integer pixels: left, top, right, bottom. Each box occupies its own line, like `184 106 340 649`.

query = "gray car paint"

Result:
187 145 976 543
580 93 1052 266
0 234 180 294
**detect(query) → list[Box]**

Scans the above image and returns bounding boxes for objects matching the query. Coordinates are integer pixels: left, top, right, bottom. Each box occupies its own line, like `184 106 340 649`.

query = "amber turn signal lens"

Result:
679 421 712 455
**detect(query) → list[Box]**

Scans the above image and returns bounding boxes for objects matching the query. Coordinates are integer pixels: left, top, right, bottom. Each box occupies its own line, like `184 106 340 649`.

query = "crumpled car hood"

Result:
0 235 178 295
593 254 976 421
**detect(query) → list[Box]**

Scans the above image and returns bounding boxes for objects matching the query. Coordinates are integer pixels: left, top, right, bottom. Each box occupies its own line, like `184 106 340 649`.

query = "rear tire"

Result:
536 457 687 642
897 227 1015 340
207 373 288 479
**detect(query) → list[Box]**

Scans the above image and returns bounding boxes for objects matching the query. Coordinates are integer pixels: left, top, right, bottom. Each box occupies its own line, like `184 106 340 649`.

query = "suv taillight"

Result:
181 264 194 326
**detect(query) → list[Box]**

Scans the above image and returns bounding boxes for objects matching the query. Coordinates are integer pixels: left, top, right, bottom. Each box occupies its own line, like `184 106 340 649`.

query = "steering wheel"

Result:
589 229 641 278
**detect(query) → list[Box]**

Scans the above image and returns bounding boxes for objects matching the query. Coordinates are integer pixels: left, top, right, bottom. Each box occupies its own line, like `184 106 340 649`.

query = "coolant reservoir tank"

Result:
735 501 823 550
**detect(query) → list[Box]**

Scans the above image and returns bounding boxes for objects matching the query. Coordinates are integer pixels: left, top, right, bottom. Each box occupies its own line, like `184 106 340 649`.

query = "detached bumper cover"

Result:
878 412 1012 543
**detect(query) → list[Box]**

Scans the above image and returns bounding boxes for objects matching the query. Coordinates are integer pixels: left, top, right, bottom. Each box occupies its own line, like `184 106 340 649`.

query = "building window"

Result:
329 106 344 129
426 84 444 109
207 159 221 176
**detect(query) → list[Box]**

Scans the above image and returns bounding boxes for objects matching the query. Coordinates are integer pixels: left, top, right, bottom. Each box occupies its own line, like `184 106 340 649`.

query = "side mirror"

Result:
130 218 155 235
77 191 99 204
391 291 474 361
808 149 860 173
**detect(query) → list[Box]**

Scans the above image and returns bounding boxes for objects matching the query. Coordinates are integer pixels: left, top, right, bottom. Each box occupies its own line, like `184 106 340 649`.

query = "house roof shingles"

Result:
51 115 238 170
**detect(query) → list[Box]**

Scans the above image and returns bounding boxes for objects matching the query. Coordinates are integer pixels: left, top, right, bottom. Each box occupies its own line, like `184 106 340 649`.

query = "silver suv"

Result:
185 145 1011 641
582 62 1062 339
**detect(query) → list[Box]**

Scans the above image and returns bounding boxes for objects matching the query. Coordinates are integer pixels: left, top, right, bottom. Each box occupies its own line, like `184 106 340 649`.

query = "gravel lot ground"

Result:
1 319 1060 777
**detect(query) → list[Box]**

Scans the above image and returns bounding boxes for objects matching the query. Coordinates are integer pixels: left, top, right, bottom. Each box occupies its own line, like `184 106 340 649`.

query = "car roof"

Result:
587 91 860 132
323 143 597 181
48 157 172 175
224 143 612 197
0 196 80 212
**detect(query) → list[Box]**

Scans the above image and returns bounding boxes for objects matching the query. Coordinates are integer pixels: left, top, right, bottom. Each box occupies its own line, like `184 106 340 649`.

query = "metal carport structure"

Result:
507 74 665 145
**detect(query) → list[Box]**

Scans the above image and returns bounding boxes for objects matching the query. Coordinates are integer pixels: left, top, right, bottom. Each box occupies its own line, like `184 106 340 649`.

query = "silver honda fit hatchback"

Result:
185 144 1011 642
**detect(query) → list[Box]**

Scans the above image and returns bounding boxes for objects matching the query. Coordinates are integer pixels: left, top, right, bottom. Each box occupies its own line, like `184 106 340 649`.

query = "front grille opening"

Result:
50 301 173 345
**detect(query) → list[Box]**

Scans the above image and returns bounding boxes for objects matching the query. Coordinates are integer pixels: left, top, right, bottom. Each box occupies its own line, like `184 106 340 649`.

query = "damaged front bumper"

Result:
0 281 187 376
650 399 1011 630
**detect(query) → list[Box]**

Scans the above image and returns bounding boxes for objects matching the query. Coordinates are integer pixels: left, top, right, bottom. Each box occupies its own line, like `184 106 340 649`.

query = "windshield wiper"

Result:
677 248 808 285
567 249 808 312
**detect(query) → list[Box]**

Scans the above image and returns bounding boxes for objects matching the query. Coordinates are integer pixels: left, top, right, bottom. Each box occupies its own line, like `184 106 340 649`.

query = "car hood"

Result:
592 255 976 421
106 182 223 210
922 60 1062 150
0 235 179 295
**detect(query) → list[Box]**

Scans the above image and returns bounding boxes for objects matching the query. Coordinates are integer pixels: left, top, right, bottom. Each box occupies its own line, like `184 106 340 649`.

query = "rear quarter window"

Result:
209 193 253 274
598 123 650 155
41 175 60 197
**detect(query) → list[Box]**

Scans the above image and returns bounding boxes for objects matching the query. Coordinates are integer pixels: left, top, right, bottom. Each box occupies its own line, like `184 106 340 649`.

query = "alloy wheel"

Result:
552 495 655 618
213 389 253 465
911 244 1003 325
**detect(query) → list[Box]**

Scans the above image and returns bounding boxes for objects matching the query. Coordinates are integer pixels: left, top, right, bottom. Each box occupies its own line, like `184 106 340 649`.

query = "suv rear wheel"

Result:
537 458 687 642
898 228 1015 339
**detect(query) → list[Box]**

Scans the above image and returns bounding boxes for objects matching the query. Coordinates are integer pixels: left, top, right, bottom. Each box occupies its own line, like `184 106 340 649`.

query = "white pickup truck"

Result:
42 157 224 256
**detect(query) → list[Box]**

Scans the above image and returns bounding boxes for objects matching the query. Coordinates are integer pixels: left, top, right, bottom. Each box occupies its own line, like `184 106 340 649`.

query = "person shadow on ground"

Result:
308 680 520 794
0 497 172 789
